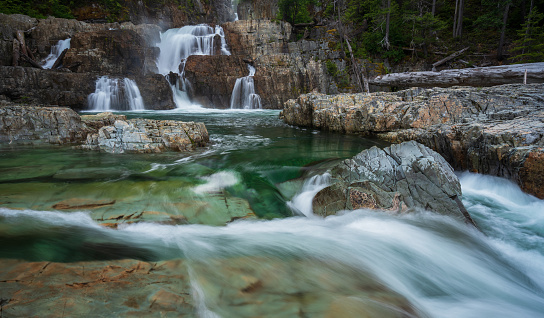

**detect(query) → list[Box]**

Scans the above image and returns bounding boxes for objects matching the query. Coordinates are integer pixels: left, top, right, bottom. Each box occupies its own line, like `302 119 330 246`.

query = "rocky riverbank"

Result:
280 83 544 199
0 105 209 153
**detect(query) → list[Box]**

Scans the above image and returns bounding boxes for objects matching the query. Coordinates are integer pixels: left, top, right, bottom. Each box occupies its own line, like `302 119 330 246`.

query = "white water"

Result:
87 76 145 111
287 173 330 216
230 65 262 109
2 172 544 317
156 25 230 108
41 38 71 69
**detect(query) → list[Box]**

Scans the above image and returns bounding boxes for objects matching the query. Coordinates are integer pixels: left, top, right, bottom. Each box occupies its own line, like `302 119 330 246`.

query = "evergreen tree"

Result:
512 7 544 62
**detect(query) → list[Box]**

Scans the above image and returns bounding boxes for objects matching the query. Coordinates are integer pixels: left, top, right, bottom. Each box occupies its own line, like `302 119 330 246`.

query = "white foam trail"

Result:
193 171 239 194
41 38 71 69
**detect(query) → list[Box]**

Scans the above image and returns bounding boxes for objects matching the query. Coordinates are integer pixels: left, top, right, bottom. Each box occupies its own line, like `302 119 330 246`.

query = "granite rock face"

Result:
313 141 477 225
83 118 210 153
0 105 91 144
281 84 544 198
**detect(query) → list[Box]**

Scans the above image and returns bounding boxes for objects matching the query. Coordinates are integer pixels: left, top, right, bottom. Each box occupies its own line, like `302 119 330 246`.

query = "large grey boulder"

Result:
0 105 91 144
83 118 209 153
313 141 477 226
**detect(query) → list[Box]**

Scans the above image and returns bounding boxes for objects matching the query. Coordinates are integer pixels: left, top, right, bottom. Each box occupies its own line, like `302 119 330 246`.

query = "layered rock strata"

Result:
82 118 209 153
0 66 174 110
313 141 477 226
0 106 209 154
281 83 544 198
0 105 91 144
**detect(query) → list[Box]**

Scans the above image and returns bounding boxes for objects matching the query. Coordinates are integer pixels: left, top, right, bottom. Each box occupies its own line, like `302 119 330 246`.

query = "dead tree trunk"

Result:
369 63 544 88
432 47 469 71
51 48 68 69
20 54 43 69
12 39 20 66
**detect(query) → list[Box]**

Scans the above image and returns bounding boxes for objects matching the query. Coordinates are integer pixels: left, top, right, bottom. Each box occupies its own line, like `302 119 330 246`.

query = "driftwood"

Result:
432 47 469 71
369 63 544 88
51 48 68 69
12 39 20 66
20 54 43 69
15 30 35 60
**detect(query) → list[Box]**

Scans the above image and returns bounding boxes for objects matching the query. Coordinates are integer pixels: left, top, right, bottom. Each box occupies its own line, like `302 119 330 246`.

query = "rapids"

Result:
1 111 544 317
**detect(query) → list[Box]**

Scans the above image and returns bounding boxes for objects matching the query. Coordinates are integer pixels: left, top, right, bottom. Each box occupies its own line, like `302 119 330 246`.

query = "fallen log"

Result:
12 39 20 66
51 48 68 69
432 47 469 71
21 54 43 69
369 63 544 88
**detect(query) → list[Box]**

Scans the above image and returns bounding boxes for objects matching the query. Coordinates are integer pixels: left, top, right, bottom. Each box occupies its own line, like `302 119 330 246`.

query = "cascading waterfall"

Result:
231 0 239 21
87 76 145 111
156 25 231 108
41 38 71 69
230 65 262 109
287 173 331 216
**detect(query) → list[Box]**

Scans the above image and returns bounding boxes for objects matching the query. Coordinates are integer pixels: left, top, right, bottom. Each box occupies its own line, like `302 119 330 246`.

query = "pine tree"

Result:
512 7 544 62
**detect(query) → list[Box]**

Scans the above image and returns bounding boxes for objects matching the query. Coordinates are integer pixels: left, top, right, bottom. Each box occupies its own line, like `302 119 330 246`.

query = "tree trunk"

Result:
497 2 511 61
382 0 392 49
453 0 464 37
51 48 68 69
20 54 43 69
369 63 544 88
432 0 436 16
432 47 469 71
12 39 20 66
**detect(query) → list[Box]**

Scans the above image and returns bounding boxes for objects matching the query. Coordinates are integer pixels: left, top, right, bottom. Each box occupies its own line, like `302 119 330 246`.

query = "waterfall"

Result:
156 25 231 108
87 76 145 111
41 38 71 69
287 173 331 217
230 65 262 109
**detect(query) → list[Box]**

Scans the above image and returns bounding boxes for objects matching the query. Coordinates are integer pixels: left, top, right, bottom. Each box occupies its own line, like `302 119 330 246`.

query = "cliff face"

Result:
280 83 544 199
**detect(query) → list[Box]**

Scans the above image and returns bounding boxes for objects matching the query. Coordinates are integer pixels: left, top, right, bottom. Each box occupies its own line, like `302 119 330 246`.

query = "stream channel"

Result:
1 109 544 317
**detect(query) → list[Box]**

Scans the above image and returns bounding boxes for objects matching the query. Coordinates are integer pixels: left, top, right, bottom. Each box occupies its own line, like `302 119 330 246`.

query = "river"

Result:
1 109 544 317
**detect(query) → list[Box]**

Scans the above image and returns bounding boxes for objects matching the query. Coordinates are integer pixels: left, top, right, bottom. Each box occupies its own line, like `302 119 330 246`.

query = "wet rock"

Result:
0 66 174 110
82 119 209 153
282 84 544 199
0 14 38 66
0 105 91 144
80 112 127 130
313 141 477 226
184 55 248 108
63 29 158 76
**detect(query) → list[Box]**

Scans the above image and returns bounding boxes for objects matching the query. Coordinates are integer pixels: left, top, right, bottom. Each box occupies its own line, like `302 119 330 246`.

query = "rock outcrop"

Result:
281 83 544 199
63 29 159 76
313 141 477 226
0 66 174 110
82 118 209 153
0 105 91 144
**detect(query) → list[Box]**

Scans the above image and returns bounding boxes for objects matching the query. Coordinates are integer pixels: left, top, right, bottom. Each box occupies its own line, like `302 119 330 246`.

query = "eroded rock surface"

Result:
82 119 209 153
0 105 91 144
313 141 476 226
281 84 544 198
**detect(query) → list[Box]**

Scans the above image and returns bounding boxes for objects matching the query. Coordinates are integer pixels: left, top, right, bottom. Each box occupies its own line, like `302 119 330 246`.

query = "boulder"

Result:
313 141 477 226
0 105 91 144
82 118 209 153
281 84 544 199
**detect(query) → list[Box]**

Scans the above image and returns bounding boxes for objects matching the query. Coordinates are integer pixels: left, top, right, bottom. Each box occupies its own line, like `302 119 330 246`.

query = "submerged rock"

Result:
313 141 477 226
281 84 544 199
82 118 209 153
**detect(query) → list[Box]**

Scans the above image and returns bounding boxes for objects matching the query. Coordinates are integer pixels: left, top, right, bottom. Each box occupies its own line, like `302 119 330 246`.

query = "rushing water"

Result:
87 76 145 111
1 110 544 317
41 38 71 69
156 25 230 108
230 65 262 109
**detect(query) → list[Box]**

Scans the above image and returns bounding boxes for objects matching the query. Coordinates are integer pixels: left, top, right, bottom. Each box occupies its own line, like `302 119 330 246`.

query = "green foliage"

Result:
0 0 73 19
512 7 544 63
325 60 338 76
278 0 314 25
